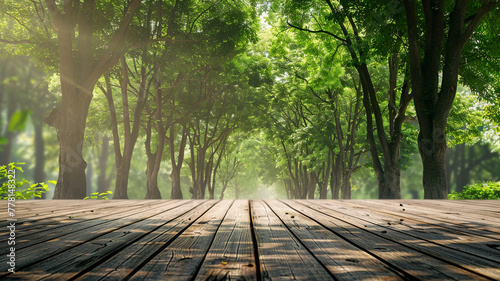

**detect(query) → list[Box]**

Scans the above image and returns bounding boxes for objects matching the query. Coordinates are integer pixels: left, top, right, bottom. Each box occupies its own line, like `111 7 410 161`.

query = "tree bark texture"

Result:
404 0 498 198
44 0 141 199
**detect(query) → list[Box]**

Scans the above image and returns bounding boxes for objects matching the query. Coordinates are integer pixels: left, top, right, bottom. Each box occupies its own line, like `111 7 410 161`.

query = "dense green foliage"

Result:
1 0 499 199
0 163 52 199
448 182 500 200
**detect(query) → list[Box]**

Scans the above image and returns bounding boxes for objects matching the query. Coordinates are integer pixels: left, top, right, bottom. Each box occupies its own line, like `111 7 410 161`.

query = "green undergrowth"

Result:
1 162 54 199
448 181 500 199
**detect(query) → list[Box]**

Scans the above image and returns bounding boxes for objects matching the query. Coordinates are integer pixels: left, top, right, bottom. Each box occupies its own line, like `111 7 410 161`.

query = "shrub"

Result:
84 191 113 200
0 162 54 199
448 181 500 199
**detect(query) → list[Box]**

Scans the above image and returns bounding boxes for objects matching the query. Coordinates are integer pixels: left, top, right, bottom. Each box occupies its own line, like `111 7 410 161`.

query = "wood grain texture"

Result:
251 200 334 280
194 200 257 281
291 200 494 280
265 200 404 280
76 200 219 281
2 199 499 281
129 200 233 280
0 200 188 276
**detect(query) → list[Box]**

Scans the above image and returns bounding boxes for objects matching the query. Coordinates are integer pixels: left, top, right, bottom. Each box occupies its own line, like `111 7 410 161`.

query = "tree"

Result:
274 0 415 199
98 55 150 199
403 0 499 198
1 0 143 198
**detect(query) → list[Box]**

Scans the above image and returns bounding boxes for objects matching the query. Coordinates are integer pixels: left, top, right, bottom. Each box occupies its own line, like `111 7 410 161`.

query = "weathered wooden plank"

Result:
265 200 404 280
350 200 500 238
0 200 190 277
194 200 257 281
0 200 96 220
73 200 220 281
333 200 500 263
1 200 159 243
396 200 500 219
2 199 499 281
10 200 219 281
13 200 140 222
0 200 172 256
291 200 492 280
251 200 334 280
128 200 233 281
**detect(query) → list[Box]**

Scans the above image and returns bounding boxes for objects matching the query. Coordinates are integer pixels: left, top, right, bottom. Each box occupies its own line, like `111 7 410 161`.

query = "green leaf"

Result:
8 110 32 132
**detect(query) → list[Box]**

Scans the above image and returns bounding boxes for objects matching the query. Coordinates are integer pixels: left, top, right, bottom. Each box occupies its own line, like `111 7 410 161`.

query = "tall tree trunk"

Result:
445 147 454 193
284 178 292 199
114 158 132 199
44 0 142 199
0 96 18 165
145 151 162 199
382 162 401 199
420 136 448 199
145 139 164 199
205 155 214 199
319 153 331 199
380 144 402 199
170 166 183 199
456 144 467 192
33 116 46 199
404 0 498 198
169 124 187 199
189 141 207 199
47 83 93 199
340 179 351 199
97 135 113 193
234 181 240 199
331 155 341 199
144 114 164 199
220 180 229 199
307 171 317 199
86 158 93 196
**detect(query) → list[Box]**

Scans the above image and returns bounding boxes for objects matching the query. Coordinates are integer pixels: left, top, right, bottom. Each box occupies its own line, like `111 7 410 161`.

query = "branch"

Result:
5 11 38 35
461 1 499 46
286 21 347 43
0 38 32 44
189 0 223 33
44 0 61 23
129 37 205 50
86 0 141 85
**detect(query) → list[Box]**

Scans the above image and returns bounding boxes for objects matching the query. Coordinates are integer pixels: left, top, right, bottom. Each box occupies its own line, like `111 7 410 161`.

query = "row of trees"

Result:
1 0 499 199
263 0 499 199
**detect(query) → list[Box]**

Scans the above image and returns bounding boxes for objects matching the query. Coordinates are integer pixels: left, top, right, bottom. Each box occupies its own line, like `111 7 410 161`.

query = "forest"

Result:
1 0 499 200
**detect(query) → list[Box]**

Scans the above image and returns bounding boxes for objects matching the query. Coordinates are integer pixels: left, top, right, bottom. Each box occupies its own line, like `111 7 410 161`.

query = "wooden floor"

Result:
1 200 500 280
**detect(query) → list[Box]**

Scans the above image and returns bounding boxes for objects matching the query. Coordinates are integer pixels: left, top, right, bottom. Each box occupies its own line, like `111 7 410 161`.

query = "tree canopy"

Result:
1 0 499 200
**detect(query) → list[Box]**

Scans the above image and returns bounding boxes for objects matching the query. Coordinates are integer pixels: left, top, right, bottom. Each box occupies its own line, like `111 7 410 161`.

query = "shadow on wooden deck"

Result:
1 199 499 280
